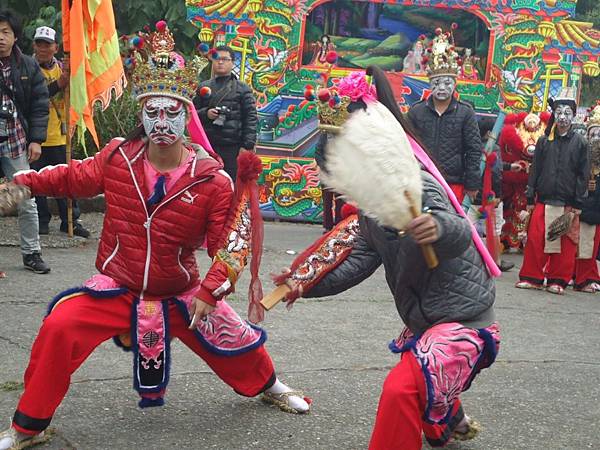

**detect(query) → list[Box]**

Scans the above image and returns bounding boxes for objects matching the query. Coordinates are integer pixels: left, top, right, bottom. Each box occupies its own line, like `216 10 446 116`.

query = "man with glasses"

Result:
194 46 257 180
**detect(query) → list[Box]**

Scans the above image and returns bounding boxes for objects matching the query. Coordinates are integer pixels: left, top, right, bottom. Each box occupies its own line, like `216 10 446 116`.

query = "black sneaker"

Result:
499 260 515 272
60 223 91 238
23 252 51 274
39 223 49 235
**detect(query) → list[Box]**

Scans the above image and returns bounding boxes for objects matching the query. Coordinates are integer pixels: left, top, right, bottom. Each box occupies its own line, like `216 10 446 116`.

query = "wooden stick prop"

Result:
405 191 438 269
260 284 291 311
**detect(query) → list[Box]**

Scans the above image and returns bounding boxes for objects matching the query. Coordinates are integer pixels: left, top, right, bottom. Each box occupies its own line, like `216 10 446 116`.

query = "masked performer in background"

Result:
0 21 309 450
498 112 550 251
516 87 590 295
270 62 501 450
573 104 600 292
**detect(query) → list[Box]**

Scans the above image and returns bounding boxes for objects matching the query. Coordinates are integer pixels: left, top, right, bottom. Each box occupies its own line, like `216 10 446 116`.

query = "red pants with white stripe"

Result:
368 352 464 450
12 292 275 435
575 225 600 289
519 203 577 287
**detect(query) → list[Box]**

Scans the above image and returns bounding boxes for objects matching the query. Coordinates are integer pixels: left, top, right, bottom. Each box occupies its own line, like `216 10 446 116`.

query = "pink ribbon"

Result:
407 135 501 277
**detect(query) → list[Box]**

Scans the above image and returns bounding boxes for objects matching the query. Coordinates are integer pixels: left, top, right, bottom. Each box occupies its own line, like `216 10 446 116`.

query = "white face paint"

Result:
142 97 186 147
554 104 574 131
430 76 456 102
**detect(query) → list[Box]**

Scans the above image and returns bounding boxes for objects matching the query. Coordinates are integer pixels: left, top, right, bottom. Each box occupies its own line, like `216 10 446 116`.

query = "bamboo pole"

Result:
64 52 73 238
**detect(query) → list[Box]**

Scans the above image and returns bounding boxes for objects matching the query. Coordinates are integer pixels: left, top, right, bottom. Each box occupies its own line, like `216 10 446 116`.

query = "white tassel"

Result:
321 102 422 230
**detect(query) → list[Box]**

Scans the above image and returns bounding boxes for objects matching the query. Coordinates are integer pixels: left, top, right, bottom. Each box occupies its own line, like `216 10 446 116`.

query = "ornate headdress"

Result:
131 21 209 105
587 103 600 132
306 70 376 133
422 26 461 79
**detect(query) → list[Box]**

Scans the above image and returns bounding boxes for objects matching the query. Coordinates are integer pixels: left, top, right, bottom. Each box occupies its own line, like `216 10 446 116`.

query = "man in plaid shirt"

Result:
0 9 50 274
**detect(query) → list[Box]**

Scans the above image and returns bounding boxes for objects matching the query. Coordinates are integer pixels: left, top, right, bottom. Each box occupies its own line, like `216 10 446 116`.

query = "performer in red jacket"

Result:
0 22 308 450
498 111 550 251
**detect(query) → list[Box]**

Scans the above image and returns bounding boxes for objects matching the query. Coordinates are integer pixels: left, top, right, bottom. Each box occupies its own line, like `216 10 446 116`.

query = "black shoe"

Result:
23 252 51 274
61 223 91 238
499 260 514 272
39 223 49 235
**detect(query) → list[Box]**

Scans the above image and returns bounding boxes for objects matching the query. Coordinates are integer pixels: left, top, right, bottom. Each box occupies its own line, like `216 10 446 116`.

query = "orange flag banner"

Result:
62 0 126 147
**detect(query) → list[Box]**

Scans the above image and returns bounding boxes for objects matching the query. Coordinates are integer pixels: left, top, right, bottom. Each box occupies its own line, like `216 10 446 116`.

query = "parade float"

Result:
186 0 600 222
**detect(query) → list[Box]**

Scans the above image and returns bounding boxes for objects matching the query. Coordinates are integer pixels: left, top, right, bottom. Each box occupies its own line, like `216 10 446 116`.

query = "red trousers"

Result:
13 292 275 435
519 203 577 287
369 352 464 450
575 225 600 289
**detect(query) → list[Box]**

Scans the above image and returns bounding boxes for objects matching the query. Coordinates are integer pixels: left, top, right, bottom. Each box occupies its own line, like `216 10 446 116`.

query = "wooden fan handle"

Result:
260 284 291 311
405 191 439 269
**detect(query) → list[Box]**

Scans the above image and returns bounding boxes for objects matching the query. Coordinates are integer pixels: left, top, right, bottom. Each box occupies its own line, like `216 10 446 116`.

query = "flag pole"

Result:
64 54 74 238
65 0 73 237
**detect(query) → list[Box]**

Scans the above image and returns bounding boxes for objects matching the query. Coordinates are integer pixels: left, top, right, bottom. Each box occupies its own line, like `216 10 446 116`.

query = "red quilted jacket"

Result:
14 137 233 305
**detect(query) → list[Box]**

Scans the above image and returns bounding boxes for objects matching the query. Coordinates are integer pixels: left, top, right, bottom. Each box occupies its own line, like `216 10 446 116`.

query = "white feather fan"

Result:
320 101 422 230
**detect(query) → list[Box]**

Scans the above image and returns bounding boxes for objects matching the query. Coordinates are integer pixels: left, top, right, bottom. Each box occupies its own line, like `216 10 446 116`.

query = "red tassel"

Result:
236 151 263 183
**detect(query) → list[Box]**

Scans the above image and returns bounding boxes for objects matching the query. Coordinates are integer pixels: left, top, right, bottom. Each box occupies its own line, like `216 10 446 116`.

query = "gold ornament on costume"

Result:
316 93 351 133
422 26 461 79
131 20 209 105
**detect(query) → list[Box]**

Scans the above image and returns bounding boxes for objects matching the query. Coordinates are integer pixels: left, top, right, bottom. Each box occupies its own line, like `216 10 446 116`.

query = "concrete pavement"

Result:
1 215 599 449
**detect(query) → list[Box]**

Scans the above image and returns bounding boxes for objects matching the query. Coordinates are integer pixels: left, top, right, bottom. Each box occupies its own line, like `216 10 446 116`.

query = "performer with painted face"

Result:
0 22 309 450
408 28 482 203
573 104 600 292
516 87 590 294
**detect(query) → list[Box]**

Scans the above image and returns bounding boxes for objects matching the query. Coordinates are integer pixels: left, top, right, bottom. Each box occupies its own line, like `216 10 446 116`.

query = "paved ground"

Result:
1 214 599 449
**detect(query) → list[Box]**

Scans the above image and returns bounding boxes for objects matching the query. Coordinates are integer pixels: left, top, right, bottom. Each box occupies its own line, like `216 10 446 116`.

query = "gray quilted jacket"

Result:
305 171 495 335
408 97 482 191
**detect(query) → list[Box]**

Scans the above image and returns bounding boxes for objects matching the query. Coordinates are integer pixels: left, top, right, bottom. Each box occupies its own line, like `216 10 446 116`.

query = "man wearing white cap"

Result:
31 26 90 238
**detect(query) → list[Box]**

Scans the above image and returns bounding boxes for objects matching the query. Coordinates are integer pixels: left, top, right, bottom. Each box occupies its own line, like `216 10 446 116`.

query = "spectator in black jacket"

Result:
407 31 482 204
516 87 589 294
0 9 50 274
193 46 257 180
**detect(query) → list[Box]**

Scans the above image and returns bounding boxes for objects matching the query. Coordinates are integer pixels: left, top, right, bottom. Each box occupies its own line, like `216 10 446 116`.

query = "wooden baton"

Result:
260 284 291 311
405 191 439 269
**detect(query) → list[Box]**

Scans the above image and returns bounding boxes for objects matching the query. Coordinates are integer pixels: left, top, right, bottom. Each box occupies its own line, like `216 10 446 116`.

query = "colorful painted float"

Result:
186 0 600 222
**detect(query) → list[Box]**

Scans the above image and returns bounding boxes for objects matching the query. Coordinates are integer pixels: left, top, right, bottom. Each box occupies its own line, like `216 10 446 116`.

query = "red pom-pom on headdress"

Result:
156 20 167 32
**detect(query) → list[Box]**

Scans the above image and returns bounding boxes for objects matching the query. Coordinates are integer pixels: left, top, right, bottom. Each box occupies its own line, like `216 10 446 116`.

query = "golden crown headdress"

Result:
131 20 209 105
588 103 600 131
421 25 461 79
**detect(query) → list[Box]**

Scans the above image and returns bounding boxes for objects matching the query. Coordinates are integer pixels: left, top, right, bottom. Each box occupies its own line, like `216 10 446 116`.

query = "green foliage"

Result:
3 1 61 55
576 0 600 28
580 76 600 107
73 88 139 158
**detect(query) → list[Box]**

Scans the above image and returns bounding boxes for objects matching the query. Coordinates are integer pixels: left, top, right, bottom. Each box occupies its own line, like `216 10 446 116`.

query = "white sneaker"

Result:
0 427 46 450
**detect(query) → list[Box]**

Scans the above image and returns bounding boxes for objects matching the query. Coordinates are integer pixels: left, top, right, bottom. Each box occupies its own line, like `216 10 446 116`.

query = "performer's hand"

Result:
28 142 42 163
207 108 219 120
406 213 439 245
188 297 216 329
573 208 582 215
465 189 478 200
589 179 596 191
526 204 535 212
275 268 303 301
510 163 521 172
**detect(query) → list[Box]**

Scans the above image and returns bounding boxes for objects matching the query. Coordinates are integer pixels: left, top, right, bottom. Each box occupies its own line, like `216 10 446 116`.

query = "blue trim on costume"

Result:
172 298 267 356
46 286 129 317
46 287 86 316
463 326 499 392
138 397 165 408
131 298 171 395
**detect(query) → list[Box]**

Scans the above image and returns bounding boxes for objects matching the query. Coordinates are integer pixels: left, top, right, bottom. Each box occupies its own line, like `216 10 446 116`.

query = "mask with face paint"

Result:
430 75 456 102
554 104 574 132
142 96 186 146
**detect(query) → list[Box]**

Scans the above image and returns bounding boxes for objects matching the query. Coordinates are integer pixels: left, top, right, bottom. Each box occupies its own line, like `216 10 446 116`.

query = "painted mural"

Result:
186 0 600 222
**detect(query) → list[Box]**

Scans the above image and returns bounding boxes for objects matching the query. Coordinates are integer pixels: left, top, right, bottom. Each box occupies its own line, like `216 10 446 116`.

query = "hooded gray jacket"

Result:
305 171 495 335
